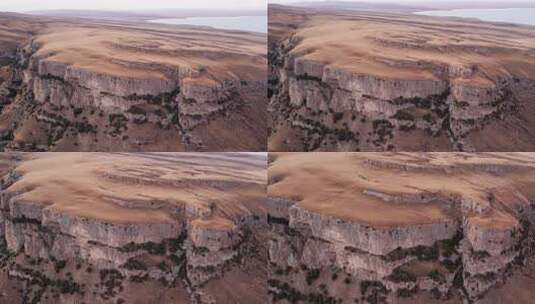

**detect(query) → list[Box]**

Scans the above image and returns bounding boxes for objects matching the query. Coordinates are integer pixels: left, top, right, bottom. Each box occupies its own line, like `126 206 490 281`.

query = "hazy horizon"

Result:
272 0 535 3
271 0 535 9
0 0 266 13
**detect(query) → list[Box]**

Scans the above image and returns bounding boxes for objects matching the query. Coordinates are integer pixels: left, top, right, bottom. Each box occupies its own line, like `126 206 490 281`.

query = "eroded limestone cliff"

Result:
268 5 535 152
0 13 267 152
0 152 268 304
267 153 535 303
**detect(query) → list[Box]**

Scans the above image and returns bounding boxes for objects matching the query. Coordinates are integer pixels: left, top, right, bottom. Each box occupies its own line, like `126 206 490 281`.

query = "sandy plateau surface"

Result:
269 153 535 227
11 153 267 224
276 13 535 82
267 152 535 303
269 5 535 152
0 12 267 152
0 152 268 304
34 22 265 82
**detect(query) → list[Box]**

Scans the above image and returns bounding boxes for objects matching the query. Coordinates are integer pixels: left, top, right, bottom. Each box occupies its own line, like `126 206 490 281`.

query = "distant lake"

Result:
148 15 267 33
415 8 535 26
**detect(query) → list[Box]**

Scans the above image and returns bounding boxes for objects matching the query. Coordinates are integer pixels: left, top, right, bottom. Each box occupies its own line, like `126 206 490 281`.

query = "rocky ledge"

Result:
0 13 267 151
268 5 535 152
267 153 535 303
0 152 268 303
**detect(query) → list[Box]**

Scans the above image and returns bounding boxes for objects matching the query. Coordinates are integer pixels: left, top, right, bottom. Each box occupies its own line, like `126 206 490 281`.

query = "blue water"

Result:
148 15 267 33
416 8 535 26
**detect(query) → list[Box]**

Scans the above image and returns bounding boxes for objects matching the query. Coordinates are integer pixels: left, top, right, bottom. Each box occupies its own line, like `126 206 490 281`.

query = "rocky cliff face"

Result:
0 14 267 152
267 153 535 303
268 201 533 303
0 153 268 303
272 53 520 152
268 6 535 152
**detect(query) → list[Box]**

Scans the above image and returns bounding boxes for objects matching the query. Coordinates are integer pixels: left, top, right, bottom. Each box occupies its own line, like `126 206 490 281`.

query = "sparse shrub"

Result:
122 258 147 271
392 110 414 121
54 260 67 273
306 269 321 285
428 269 444 282
387 268 416 283
333 112 344 123
397 286 418 298
73 108 83 117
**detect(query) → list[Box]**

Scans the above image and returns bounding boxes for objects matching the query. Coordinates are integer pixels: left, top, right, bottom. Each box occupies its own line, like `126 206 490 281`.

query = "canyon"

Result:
0 152 268 303
268 4 535 152
267 152 535 303
0 12 267 152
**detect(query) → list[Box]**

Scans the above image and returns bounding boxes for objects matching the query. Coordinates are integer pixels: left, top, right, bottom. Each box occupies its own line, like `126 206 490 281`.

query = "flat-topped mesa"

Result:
0 152 268 303
267 153 535 302
269 6 535 151
291 59 514 129
284 47 516 145
288 206 458 256
31 57 181 99
29 53 256 126
24 26 260 120
292 58 449 102
0 14 268 151
3 195 185 269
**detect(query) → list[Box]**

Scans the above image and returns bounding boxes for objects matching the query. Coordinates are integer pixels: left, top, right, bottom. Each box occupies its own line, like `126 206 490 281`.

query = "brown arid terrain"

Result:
269 4 535 152
267 152 535 303
0 152 268 303
0 11 267 152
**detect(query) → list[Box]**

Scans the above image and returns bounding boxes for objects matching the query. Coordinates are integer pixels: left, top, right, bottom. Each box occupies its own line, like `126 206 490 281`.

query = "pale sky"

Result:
0 0 266 12
272 0 534 3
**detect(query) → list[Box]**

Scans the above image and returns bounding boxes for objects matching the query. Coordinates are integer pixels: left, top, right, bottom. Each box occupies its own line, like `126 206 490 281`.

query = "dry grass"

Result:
8 153 267 227
0 12 266 82
272 6 535 85
268 153 535 229
35 21 267 81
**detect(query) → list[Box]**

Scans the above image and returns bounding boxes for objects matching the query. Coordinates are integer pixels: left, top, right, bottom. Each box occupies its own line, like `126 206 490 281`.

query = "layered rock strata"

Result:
0 13 267 152
0 152 268 303
268 5 535 152
268 153 535 303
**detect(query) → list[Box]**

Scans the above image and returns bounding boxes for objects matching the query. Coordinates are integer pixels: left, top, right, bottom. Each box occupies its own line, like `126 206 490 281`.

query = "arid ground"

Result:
269 4 535 152
268 152 535 303
0 11 267 152
0 152 268 303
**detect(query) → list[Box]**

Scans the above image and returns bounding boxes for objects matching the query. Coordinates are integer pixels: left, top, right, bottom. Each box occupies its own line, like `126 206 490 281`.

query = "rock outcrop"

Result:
0 13 267 152
0 152 268 304
268 5 535 152
268 153 535 303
